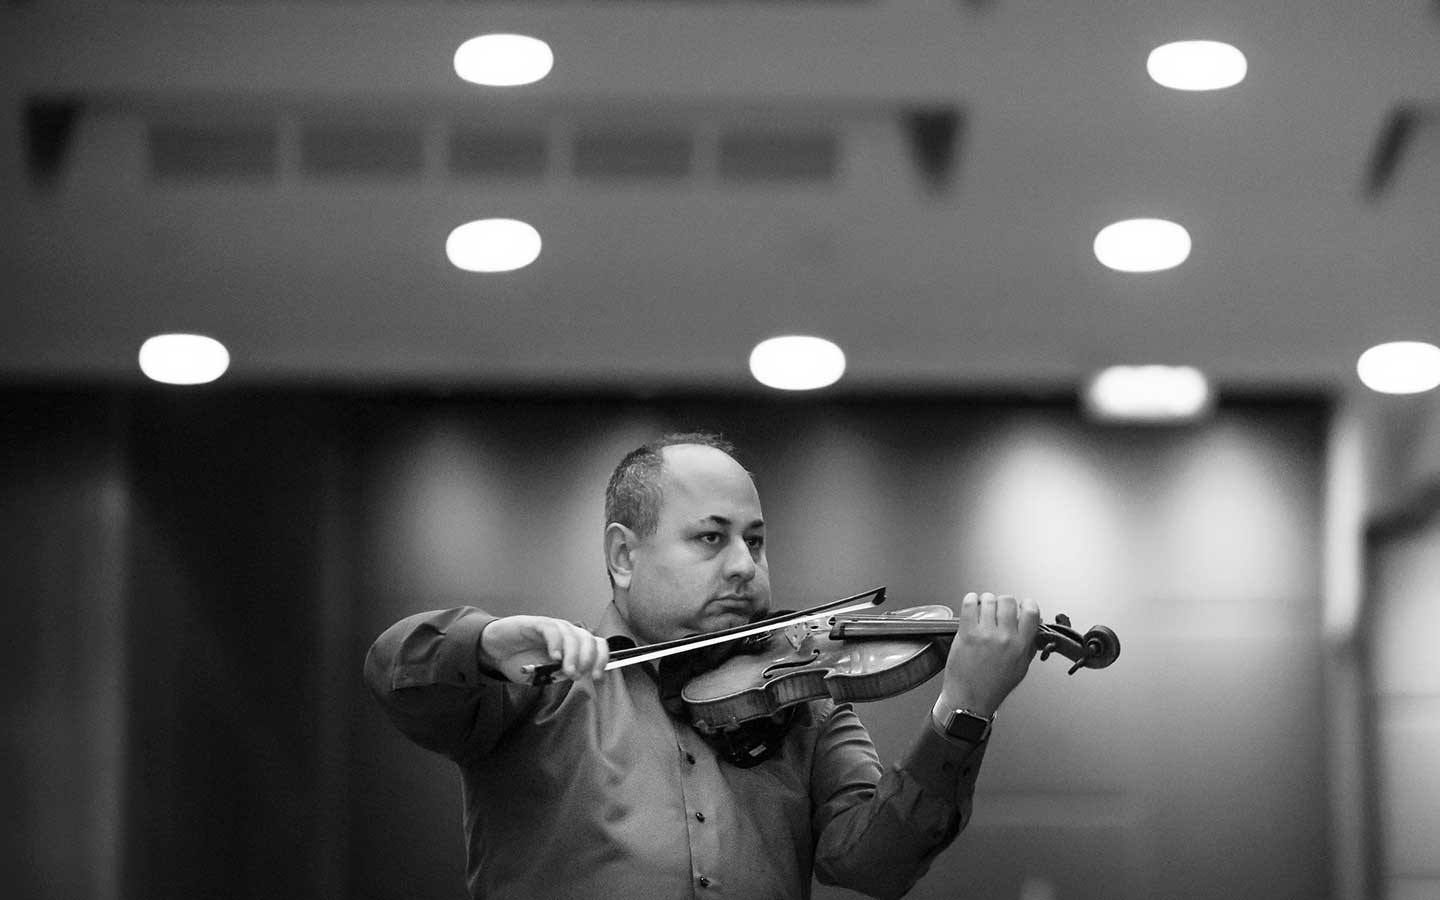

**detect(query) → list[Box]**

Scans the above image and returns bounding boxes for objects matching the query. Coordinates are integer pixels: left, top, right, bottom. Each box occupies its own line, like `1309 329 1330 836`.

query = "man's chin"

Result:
702 608 752 633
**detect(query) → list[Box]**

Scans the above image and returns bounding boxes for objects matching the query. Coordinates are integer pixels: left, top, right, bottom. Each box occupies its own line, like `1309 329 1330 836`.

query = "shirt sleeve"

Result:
809 703 990 900
363 607 543 764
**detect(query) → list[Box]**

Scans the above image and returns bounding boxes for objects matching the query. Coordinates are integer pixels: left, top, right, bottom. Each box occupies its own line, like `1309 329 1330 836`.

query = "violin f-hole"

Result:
761 649 822 680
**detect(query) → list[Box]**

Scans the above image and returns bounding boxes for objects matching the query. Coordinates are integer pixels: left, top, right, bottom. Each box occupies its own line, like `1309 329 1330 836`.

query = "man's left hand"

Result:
934 591 1040 720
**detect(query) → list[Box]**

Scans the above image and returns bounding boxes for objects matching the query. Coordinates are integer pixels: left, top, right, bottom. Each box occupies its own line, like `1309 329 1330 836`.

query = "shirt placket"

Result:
670 717 725 896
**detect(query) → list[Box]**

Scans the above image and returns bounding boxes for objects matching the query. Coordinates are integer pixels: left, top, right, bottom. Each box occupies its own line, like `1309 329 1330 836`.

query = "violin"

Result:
679 602 1119 738
525 586 1119 767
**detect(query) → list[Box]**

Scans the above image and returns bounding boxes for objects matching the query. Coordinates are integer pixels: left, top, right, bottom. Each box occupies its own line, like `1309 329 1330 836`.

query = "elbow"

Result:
362 638 391 699
363 616 427 704
362 612 441 698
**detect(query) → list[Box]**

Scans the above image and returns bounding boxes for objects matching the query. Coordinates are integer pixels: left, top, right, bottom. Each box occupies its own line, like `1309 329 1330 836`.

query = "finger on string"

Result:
1018 597 1042 658
959 592 980 624
979 591 998 626
997 594 1018 631
1018 596 1041 634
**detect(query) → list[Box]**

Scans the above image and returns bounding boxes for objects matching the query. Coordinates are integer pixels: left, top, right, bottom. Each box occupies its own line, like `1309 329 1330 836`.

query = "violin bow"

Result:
522 586 888 686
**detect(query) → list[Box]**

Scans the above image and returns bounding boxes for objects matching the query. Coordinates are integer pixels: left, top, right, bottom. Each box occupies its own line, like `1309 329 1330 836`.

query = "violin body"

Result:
679 603 1120 736
681 606 955 734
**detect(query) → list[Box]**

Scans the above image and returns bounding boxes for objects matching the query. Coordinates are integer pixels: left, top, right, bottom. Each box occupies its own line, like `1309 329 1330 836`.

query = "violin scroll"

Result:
1036 614 1121 675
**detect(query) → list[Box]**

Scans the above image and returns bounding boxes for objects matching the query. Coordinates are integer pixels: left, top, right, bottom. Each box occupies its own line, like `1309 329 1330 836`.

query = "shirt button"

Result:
698 876 711 888
694 811 706 822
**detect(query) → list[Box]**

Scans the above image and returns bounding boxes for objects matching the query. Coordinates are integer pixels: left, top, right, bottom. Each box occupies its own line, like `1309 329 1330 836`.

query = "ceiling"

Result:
3 0 1438 398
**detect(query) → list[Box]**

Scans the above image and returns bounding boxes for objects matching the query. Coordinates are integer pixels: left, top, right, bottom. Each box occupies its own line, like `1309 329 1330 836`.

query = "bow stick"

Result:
522 586 888 685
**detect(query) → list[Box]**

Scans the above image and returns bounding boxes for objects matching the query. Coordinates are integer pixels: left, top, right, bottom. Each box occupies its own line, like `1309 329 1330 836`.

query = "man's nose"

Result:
721 536 757 579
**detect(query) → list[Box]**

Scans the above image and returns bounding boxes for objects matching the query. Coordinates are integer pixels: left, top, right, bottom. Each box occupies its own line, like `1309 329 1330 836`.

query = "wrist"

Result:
476 619 507 678
931 696 995 743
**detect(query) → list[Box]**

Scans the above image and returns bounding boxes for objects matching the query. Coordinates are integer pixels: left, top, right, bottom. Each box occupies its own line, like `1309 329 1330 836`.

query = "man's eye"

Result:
746 536 765 550
697 532 722 544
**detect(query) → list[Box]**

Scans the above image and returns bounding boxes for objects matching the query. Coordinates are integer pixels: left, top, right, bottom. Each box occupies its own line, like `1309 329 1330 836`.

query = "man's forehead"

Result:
660 443 751 481
658 444 762 509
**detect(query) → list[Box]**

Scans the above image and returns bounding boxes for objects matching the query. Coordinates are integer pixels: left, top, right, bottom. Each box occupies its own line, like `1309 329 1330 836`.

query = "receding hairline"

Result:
603 432 748 538
657 440 747 468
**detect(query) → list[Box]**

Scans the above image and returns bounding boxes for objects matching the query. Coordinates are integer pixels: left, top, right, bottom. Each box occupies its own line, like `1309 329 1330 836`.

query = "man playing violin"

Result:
365 432 1041 900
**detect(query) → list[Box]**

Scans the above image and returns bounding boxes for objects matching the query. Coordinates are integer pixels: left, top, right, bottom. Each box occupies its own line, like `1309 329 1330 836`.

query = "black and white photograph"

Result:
4 3 1439 899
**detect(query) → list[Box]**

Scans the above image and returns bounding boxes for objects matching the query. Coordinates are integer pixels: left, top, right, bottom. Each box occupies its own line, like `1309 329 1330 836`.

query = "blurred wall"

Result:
3 388 1331 900
1324 389 1440 900
2 393 126 900
1366 491 1440 900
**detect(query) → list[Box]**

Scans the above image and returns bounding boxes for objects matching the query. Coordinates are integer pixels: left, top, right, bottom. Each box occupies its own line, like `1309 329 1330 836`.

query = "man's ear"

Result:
604 523 638 589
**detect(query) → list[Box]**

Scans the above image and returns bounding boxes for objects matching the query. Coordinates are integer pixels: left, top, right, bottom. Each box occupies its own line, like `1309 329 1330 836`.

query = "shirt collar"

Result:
594 601 639 650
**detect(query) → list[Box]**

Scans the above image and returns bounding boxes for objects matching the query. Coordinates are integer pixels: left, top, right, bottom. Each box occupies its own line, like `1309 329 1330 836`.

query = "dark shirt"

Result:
364 603 989 900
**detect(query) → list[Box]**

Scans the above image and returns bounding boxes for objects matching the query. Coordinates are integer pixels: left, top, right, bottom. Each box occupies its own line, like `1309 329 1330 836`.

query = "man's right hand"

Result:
479 615 611 685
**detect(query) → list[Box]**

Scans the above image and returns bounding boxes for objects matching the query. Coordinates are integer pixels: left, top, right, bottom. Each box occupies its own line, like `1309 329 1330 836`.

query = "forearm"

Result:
812 711 988 899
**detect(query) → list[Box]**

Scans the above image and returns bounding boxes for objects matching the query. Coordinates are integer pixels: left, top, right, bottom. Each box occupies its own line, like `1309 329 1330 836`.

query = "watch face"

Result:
946 711 990 741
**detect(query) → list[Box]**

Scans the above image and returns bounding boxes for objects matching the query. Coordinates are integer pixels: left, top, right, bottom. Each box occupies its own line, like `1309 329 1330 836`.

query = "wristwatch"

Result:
941 707 994 743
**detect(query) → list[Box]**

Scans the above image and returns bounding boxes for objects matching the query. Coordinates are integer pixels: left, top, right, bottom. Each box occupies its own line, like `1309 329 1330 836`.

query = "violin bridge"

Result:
784 619 822 651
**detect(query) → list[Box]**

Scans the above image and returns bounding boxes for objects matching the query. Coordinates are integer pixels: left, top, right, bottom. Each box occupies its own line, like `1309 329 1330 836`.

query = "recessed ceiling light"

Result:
1084 365 1212 422
1356 341 1440 394
138 333 230 385
446 219 542 272
1147 40 1247 91
1093 218 1192 272
749 335 846 391
454 34 554 87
